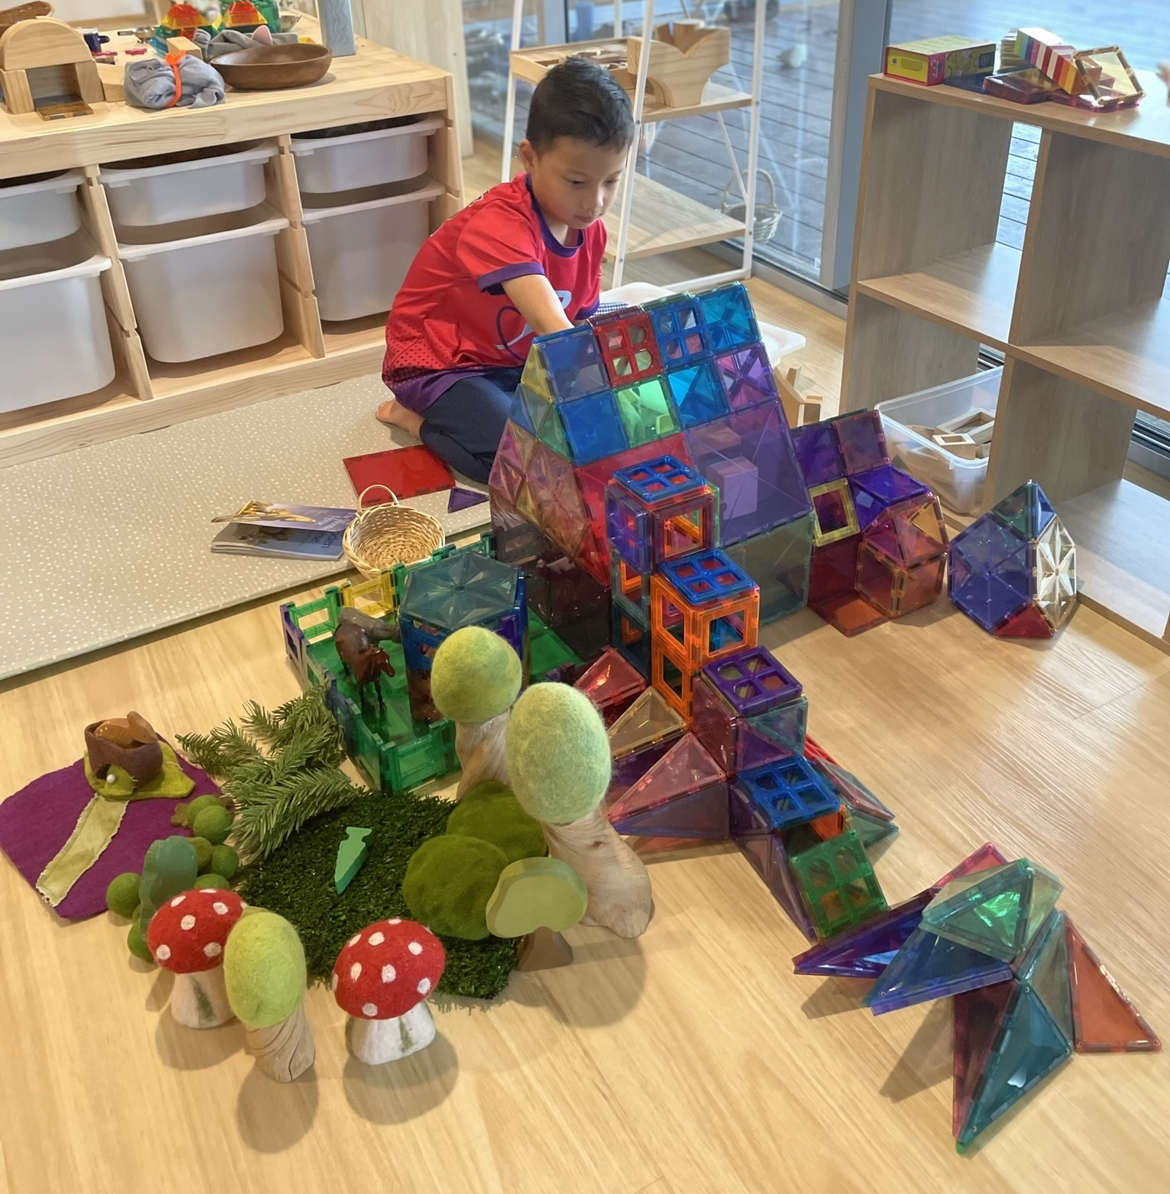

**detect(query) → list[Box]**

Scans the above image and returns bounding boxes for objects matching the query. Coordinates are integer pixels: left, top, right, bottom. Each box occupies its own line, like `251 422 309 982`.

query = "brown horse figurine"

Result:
334 608 399 709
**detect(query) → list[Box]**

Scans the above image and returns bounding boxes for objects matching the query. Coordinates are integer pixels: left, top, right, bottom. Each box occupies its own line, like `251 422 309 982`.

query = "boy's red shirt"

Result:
382 174 606 411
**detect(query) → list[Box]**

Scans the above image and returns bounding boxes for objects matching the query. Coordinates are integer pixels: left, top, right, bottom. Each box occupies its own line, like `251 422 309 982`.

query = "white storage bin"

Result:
876 367 1003 515
0 170 84 252
118 208 289 363
301 180 442 321
100 144 276 228
291 117 443 195
0 234 115 410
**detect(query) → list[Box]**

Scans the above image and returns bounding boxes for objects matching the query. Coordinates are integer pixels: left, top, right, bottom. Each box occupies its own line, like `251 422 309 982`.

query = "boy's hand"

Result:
502 274 575 337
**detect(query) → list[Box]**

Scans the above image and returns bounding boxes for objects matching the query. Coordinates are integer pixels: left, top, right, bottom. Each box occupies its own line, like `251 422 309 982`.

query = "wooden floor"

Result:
1 578 1168 1193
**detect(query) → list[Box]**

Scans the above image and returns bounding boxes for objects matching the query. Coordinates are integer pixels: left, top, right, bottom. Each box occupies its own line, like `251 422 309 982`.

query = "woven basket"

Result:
720 170 783 245
342 485 445 580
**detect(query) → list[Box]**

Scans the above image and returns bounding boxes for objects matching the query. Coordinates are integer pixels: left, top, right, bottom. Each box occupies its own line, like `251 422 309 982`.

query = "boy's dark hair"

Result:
525 58 635 152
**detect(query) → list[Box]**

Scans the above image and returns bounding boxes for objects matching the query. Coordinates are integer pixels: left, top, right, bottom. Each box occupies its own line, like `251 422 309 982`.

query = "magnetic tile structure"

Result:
949 480 1077 638
792 842 1160 1152
792 411 948 636
573 646 646 726
607 732 729 838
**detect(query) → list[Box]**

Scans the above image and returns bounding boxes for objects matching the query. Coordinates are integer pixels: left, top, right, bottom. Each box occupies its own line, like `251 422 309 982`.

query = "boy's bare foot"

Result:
376 397 425 440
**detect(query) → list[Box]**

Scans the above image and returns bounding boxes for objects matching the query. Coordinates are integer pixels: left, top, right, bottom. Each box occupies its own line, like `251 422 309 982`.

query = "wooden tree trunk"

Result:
245 1000 315 1082
541 806 654 939
454 711 510 798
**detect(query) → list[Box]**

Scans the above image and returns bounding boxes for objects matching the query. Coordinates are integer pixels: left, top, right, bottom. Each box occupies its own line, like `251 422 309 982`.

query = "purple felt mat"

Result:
0 747 218 921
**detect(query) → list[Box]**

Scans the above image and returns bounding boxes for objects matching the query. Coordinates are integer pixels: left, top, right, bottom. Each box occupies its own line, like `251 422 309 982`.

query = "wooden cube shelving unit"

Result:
842 71 1170 653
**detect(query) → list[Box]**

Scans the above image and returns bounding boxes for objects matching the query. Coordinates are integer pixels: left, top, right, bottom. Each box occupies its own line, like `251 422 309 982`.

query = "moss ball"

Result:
127 918 153 963
194 873 230 890
185 794 224 824
223 911 306 1029
430 627 522 724
190 837 214 873
505 683 611 825
106 872 141 919
210 845 239 880
402 834 509 941
447 782 546 864
191 804 233 846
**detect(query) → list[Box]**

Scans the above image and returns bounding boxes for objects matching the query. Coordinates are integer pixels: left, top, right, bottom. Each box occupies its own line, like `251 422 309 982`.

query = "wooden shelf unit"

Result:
0 20 461 469
601 172 745 260
842 70 1170 652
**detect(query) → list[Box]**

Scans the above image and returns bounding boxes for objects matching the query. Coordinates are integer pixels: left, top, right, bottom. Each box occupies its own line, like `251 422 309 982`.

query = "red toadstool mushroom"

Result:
146 887 246 1028
331 918 445 1064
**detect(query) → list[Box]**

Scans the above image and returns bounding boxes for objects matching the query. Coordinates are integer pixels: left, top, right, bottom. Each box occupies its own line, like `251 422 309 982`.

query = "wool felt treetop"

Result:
430 626 523 725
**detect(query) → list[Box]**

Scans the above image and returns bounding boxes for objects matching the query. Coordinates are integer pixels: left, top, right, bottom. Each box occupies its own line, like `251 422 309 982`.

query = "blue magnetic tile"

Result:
533 327 610 400
791 421 845 487
949 513 1034 631
646 295 710 366
664 359 730 428
558 389 629 464
613 455 704 503
508 386 535 434
659 549 756 605
734 756 839 830
696 283 759 352
793 890 933 978
863 927 1014 1014
849 465 930 529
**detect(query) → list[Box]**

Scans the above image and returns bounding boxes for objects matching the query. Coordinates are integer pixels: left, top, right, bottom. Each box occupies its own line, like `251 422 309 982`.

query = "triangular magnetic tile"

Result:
610 780 730 839
575 646 646 713
607 687 686 759
1016 910 1073 1043
814 758 896 822
956 983 1072 1151
1066 919 1161 1053
931 843 1008 892
953 979 1016 1139
448 486 489 512
793 890 932 978
994 603 1053 639
992 480 1056 540
852 807 900 853
863 927 1013 1014
608 733 726 823
762 833 818 943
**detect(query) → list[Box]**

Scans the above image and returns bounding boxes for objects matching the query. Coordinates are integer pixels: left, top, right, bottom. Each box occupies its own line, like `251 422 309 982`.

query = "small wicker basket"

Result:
342 485 445 579
721 170 783 245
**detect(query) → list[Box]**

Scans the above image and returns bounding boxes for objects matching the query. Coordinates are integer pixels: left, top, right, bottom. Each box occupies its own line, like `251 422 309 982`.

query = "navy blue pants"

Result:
419 368 521 484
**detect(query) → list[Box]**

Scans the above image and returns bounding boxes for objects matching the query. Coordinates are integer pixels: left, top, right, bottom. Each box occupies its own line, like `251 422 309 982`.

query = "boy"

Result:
377 58 634 482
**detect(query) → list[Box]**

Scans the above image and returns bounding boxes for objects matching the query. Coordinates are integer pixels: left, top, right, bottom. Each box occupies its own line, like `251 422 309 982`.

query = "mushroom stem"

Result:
245 1000 315 1082
346 1002 435 1064
454 711 510 799
170 965 234 1029
541 806 654 939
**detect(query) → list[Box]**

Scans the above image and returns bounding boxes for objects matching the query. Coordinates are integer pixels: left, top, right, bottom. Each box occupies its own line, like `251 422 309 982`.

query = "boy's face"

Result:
520 136 630 233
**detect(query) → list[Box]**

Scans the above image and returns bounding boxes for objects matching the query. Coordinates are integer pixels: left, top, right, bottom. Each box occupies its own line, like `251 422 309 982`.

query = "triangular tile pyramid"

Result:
932 842 1008 892
793 890 932 978
992 480 1056 540
448 486 489 512
1066 919 1161 1053
863 927 1013 1014
608 733 729 839
607 687 686 760
994 603 1053 639
575 646 645 714
923 859 1063 962
956 983 1073 1151
1016 910 1073 1043
953 980 1015 1139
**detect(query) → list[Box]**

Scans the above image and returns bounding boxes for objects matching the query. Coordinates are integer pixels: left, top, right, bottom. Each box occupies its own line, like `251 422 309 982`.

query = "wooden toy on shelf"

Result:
627 21 730 108
0 17 103 115
773 364 823 429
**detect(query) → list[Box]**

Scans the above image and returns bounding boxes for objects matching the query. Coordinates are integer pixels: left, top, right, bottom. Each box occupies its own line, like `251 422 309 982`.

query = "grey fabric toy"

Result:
195 27 301 60
124 54 225 110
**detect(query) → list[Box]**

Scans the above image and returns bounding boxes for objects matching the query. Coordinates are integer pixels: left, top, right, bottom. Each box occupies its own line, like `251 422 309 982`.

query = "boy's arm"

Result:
502 274 574 336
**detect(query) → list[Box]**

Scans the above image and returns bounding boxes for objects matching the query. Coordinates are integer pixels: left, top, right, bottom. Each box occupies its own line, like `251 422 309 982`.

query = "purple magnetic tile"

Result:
793 890 933 978
706 456 759 520
448 486 489 512
701 646 801 716
949 513 1034 631
791 421 845 487
684 403 812 547
863 927 1014 1014
715 343 779 411
605 738 677 807
849 465 930 529
832 410 888 474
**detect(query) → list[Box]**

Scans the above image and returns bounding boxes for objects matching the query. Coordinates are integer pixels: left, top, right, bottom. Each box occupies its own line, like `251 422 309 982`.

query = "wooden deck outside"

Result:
464 0 1169 279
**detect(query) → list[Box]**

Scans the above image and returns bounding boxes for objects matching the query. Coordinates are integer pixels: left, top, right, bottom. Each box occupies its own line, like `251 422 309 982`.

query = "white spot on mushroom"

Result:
180 915 196 931
155 945 171 962
348 933 362 947
204 942 222 958
362 1002 378 1018
170 896 185 908
369 931 385 946
212 902 229 916
408 941 423 956
331 973 339 992
387 918 401 925
350 962 362 981
382 964 396 983
417 978 431 996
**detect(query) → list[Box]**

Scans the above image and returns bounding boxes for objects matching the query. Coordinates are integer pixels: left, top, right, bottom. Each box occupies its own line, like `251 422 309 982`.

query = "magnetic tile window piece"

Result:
735 756 839 831
646 293 710 366
789 828 888 939
591 309 662 387
810 479 860 547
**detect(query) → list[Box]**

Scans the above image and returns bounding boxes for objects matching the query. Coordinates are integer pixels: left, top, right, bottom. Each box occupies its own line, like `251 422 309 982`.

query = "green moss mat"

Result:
237 787 518 1000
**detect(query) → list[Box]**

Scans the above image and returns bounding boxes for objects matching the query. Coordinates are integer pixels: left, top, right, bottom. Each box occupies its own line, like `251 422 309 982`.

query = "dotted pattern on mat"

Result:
0 375 489 681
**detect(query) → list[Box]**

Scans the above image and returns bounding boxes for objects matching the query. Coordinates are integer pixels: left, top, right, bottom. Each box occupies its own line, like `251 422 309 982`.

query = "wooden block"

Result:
485 857 589 938
773 364 821 428
96 60 124 104
627 24 729 108
933 432 979 459
74 58 104 105
165 36 201 61
516 926 574 972
0 17 92 69
0 64 32 112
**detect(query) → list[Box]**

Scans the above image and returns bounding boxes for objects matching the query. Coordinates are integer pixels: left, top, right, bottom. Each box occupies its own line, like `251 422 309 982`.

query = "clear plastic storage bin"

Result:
0 170 84 252
101 144 276 228
301 181 442 321
876 367 1002 515
118 208 289 363
291 117 443 195
0 233 115 410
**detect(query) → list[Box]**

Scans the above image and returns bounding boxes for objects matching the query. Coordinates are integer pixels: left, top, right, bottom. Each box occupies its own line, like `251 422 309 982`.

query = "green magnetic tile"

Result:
1016 910 1073 1044
789 828 888 939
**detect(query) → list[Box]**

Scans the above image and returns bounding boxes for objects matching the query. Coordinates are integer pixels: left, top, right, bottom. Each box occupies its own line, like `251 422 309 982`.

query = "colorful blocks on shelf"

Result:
696 282 759 352
645 293 710 366
790 828 888 939
522 325 610 402
558 388 630 465
591 308 662 386
664 358 730 427
715 343 778 411
734 756 838 831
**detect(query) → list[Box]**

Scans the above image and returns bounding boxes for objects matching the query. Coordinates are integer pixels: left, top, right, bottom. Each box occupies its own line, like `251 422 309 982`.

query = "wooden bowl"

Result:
211 43 332 91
